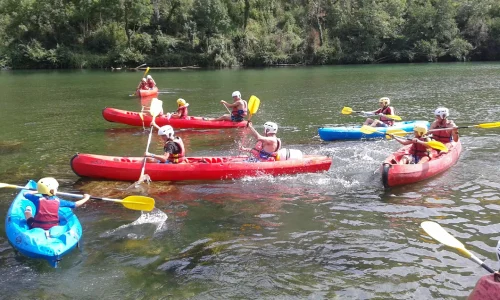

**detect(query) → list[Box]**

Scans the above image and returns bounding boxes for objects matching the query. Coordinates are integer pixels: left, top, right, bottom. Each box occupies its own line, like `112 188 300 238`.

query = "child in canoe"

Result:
393 124 435 164
363 97 396 127
167 98 189 120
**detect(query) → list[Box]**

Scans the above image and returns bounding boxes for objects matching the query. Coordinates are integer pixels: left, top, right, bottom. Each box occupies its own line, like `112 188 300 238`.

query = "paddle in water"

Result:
0 183 155 211
429 121 500 132
341 106 402 121
135 98 163 186
131 66 150 96
421 221 495 273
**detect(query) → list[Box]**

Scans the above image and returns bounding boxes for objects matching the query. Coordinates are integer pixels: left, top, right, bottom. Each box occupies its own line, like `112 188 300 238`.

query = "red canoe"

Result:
70 153 332 181
381 140 462 188
102 107 248 129
468 274 500 300
136 86 158 98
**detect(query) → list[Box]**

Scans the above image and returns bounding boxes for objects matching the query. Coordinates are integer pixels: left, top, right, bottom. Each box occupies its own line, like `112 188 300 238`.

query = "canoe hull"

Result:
137 86 158 98
381 140 462 188
5 181 82 267
318 121 430 141
102 107 248 129
70 153 332 181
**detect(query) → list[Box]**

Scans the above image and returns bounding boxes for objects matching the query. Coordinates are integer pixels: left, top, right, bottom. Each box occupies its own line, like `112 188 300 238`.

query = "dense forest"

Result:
1 0 499 69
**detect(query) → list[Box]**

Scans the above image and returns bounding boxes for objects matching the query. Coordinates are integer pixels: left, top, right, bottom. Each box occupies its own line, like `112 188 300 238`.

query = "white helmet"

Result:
264 122 278 135
231 91 241 98
146 75 152 79
37 177 59 196
379 97 390 106
434 107 449 119
158 125 174 138
142 78 147 82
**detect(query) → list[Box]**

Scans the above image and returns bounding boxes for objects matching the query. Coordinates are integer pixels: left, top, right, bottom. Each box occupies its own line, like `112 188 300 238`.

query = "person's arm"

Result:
150 119 161 130
247 123 264 140
449 121 459 142
221 100 240 108
393 135 413 146
429 121 438 130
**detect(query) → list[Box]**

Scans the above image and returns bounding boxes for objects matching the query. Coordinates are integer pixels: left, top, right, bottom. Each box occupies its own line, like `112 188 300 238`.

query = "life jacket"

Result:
232 100 248 118
411 137 431 160
146 79 156 88
432 121 453 143
251 138 281 161
139 82 149 90
167 137 186 163
375 106 395 126
177 106 188 119
32 197 60 230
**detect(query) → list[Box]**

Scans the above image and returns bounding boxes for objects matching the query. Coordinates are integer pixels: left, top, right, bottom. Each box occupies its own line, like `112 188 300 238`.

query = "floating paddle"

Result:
359 125 448 152
131 67 150 96
341 106 402 121
421 221 495 273
136 98 163 185
246 95 260 127
429 122 500 132
0 183 155 212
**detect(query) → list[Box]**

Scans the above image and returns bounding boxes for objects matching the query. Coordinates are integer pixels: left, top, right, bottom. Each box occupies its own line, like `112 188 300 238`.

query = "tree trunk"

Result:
244 0 250 29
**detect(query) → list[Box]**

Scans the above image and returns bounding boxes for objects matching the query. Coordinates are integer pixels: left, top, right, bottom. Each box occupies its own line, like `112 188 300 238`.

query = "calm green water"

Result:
1 64 500 299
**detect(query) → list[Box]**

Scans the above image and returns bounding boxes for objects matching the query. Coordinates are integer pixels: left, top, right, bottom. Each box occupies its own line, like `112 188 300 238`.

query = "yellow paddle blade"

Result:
248 95 260 115
477 122 500 129
425 140 448 152
150 98 163 118
359 125 379 134
341 107 353 115
386 128 409 137
121 196 155 211
385 114 402 121
421 221 472 258
0 183 18 189
143 67 150 77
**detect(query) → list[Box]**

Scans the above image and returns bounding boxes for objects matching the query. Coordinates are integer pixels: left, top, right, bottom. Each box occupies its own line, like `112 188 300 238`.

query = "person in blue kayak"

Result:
429 107 459 143
392 124 434 164
145 124 186 163
239 121 282 161
23 177 90 230
211 91 248 122
363 97 395 127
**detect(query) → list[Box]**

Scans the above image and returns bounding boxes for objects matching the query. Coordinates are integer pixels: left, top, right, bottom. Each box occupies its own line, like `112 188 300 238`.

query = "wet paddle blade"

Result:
426 140 448 152
121 196 155 211
385 114 402 121
386 128 409 137
476 122 500 129
421 221 469 254
341 107 353 115
150 98 163 118
359 125 379 135
248 95 260 115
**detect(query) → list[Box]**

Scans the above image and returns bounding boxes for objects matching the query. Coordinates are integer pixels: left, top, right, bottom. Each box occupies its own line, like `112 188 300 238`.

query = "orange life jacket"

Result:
251 138 281 161
167 137 186 163
32 198 60 230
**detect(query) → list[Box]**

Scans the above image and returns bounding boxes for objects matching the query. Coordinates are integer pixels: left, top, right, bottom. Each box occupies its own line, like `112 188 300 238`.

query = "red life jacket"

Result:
32 197 60 230
251 138 281 161
139 82 149 90
432 121 453 143
147 79 156 88
232 100 248 117
375 106 395 126
411 138 431 159
177 106 188 119
167 137 186 163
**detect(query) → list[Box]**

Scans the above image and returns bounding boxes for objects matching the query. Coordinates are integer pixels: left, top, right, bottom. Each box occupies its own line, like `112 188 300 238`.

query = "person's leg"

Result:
417 156 430 164
363 118 374 126
370 119 382 127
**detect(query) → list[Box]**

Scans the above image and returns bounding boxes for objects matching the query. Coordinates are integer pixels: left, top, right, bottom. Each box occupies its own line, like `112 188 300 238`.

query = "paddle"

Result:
421 221 495 273
246 95 260 127
131 67 150 96
359 126 413 139
341 106 402 121
429 122 500 132
0 183 155 212
136 98 163 185
359 125 448 152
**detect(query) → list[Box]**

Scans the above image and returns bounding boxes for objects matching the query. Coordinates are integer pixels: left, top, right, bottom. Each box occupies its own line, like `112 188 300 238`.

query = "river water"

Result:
0 64 499 299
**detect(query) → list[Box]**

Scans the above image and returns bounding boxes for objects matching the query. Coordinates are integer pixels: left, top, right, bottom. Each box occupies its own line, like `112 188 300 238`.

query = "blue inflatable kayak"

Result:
5 180 82 267
318 121 430 141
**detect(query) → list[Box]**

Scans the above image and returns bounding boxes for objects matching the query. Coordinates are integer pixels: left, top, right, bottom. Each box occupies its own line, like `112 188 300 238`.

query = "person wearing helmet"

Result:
145 124 187 163
138 77 149 90
23 177 90 230
212 91 248 122
363 97 396 127
146 75 156 89
169 98 189 119
429 107 459 143
239 121 282 161
393 124 435 164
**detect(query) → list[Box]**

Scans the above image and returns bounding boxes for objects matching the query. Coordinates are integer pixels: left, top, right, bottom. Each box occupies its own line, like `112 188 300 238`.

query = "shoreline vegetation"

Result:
0 0 499 70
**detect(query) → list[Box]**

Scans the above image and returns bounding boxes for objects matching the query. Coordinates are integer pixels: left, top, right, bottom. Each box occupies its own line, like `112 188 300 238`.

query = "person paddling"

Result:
240 121 281 162
138 78 149 90
146 75 156 89
393 124 434 165
24 177 90 230
363 97 396 127
212 91 248 122
429 107 459 143
145 124 187 164
168 98 189 119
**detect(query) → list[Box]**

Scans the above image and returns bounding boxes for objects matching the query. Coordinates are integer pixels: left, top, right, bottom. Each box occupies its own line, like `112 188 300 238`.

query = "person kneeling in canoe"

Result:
145 124 186 163
429 107 459 143
211 91 248 122
393 124 434 165
167 98 189 120
363 97 395 127
24 177 90 230
240 121 281 162
146 75 156 89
